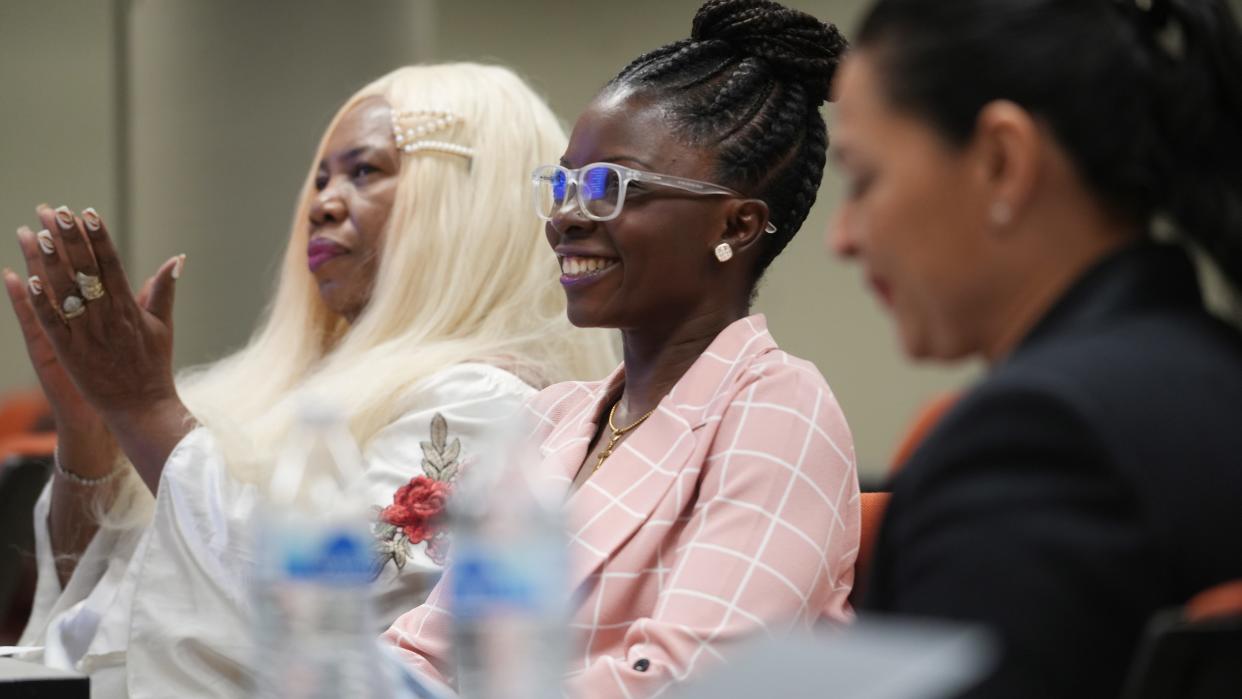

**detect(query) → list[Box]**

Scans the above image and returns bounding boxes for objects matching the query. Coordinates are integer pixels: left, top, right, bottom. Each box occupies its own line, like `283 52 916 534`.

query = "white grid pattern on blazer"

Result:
385 315 861 699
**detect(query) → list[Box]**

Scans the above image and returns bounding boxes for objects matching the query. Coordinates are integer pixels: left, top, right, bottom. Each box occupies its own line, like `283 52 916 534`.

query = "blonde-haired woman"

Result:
4 63 616 698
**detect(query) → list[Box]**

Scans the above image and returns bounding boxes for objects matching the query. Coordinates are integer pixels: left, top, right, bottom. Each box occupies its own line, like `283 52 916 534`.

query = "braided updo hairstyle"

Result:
606 0 847 282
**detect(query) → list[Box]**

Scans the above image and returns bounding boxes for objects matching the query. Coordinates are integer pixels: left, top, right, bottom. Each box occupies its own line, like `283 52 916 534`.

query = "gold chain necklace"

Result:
592 402 657 475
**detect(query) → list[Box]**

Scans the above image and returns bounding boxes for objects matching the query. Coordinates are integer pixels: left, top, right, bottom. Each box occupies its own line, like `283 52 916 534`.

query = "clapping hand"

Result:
4 205 191 487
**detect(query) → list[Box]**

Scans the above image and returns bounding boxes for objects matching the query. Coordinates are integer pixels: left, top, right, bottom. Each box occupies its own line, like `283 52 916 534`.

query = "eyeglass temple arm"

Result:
635 173 778 234
636 172 736 195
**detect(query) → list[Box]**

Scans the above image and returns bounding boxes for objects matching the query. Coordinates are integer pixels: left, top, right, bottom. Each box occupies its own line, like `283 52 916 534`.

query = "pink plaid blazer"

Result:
384 315 860 698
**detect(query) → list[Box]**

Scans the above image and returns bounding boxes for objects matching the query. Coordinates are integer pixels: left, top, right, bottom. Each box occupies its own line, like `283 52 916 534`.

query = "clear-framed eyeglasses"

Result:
531 162 777 234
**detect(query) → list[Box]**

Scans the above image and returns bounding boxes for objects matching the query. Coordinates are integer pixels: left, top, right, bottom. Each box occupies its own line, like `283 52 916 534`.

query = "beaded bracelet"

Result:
53 446 126 486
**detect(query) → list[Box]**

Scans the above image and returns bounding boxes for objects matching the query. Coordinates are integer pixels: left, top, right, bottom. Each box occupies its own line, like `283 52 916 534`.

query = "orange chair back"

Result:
850 491 892 605
0 389 51 441
0 432 57 461
1185 578 1242 623
1122 578 1242 698
889 392 958 475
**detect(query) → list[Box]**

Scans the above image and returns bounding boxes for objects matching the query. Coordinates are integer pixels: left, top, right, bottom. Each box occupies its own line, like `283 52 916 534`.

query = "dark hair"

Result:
855 0 1242 288
607 0 847 281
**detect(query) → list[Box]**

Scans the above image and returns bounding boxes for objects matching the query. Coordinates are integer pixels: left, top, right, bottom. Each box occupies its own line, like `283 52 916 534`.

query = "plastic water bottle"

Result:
251 405 393 698
447 427 570 699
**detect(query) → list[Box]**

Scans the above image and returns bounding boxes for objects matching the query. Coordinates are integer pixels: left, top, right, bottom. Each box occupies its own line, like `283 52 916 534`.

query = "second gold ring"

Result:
76 272 105 301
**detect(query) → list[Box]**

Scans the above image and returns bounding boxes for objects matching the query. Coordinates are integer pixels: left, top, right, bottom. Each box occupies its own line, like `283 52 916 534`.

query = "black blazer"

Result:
864 243 1242 698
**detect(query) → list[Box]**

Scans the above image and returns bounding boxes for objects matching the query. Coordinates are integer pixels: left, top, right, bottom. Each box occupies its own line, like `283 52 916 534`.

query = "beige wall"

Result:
419 0 978 478
0 0 981 480
126 0 436 370
0 0 122 397
40 1 1242 478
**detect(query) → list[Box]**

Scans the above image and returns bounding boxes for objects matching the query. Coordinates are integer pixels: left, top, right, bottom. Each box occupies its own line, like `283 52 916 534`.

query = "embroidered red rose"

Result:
373 413 462 574
382 476 451 542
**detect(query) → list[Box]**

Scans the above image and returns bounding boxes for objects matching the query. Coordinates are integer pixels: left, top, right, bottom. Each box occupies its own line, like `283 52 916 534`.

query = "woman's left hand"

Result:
14 204 193 485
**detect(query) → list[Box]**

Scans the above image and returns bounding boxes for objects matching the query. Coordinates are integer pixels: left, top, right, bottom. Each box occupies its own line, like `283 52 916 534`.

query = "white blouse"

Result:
16 363 534 698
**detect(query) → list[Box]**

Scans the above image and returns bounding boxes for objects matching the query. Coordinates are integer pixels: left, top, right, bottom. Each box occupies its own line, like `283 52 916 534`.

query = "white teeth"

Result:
560 256 615 277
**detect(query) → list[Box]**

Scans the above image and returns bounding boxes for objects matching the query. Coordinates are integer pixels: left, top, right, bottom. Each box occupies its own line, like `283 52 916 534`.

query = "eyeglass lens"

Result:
537 165 622 219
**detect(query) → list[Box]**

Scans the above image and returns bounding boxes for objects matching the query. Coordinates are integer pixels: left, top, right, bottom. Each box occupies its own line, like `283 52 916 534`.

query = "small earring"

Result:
990 201 1012 226
714 243 733 262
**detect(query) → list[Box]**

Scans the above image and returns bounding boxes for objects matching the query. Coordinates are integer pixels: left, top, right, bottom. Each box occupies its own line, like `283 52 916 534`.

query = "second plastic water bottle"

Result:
251 405 390 698
447 428 570 699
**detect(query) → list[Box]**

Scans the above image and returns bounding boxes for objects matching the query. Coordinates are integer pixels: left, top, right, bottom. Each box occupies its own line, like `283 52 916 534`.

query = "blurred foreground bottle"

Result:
251 404 394 698
448 426 570 699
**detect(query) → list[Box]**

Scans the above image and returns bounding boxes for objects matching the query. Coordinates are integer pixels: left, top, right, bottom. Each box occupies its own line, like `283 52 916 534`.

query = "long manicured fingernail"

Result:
171 254 186 280
28 276 43 296
82 207 102 232
54 206 76 231
37 229 55 255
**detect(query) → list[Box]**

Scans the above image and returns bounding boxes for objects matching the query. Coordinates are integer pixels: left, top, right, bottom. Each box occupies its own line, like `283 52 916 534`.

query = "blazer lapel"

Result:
532 367 623 494
560 314 779 593
562 400 698 592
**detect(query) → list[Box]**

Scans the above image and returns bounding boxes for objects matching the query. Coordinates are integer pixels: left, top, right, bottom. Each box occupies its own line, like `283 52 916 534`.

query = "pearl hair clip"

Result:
391 109 475 160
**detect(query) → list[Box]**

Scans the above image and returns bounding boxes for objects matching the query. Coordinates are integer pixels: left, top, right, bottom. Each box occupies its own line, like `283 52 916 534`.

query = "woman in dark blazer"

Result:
828 0 1242 696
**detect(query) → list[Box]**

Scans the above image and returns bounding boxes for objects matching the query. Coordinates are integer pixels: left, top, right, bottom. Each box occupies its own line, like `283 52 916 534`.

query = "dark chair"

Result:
1122 579 1242 699
0 395 56 646
0 450 53 645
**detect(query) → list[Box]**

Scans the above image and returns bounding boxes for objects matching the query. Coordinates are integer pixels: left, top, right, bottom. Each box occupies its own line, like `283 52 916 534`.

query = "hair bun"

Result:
691 0 847 102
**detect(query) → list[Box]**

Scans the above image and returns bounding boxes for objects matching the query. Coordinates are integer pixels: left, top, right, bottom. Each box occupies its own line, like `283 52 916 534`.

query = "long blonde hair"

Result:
169 63 616 483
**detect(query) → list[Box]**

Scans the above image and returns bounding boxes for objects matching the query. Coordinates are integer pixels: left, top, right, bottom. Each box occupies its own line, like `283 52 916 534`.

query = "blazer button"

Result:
633 658 650 672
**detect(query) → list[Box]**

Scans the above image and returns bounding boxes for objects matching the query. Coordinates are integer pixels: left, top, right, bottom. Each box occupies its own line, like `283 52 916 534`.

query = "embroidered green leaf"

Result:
419 413 462 482
444 438 461 465
374 522 397 541
372 532 400 579
392 538 408 571
430 413 448 451
420 441 445 479
420 440 444 466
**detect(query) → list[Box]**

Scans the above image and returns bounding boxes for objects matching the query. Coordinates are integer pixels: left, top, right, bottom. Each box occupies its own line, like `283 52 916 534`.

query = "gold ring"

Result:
76 272 105 301
62 295 86 320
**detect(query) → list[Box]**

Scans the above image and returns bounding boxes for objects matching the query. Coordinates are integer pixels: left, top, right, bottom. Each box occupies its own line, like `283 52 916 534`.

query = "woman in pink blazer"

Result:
384 1 859 696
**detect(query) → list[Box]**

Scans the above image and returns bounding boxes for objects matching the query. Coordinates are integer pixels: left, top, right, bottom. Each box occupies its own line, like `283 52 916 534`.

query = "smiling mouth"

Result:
559 255 618 282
